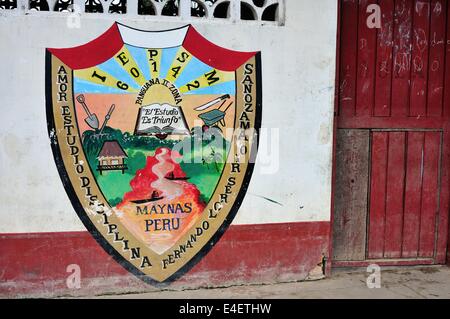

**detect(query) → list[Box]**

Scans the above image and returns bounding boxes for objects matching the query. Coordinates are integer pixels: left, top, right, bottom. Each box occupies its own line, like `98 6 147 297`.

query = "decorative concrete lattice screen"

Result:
0 0 284 25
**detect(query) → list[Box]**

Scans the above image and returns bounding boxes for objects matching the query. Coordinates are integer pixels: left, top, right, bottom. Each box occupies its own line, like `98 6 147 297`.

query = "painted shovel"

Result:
76 94 100 130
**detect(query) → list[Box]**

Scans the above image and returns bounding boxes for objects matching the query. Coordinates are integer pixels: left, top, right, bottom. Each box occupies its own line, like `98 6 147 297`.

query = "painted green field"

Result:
96 171 134 207
82 126 229 206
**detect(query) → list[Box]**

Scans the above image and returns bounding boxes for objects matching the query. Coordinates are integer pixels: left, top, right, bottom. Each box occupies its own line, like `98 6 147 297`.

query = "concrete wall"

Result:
0 0 338 296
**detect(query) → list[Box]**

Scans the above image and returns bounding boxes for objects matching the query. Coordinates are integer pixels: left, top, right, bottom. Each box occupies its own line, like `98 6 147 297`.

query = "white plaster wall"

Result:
0 0 338 232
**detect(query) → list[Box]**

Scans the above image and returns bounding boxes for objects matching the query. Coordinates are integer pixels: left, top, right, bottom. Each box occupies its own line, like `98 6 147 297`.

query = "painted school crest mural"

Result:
45 23 261 283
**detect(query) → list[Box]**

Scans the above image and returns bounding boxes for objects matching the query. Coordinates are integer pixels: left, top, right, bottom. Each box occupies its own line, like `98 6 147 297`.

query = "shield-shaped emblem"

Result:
46 23 261 283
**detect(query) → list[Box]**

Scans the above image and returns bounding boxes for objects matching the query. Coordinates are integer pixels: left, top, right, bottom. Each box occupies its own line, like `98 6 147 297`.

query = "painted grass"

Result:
94 146 225 206
96 171 133 206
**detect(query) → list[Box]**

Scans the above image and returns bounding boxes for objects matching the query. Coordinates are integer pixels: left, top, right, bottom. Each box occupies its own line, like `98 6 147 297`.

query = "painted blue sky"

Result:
74 45 236 96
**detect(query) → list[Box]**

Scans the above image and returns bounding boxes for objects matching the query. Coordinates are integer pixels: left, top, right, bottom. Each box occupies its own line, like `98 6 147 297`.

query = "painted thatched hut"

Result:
97 140 128 174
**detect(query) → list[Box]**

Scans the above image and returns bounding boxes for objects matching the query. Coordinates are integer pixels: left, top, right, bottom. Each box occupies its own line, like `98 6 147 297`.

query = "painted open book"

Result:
135 103 190 137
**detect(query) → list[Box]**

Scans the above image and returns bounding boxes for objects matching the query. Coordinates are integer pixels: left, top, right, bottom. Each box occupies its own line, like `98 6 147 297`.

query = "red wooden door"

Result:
333 0 450 266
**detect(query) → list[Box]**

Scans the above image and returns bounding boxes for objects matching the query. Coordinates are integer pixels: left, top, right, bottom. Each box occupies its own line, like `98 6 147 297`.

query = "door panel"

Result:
383 132 406 258
367 132 389 259
367 131 442 260
419 132 441 257
402 132 425 258
333 130 370 261
333 130 442 262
